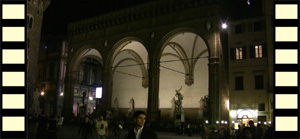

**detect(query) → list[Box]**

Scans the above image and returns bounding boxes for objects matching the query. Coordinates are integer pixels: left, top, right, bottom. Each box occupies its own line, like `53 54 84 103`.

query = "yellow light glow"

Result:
41 92 44 96
227 100 230 109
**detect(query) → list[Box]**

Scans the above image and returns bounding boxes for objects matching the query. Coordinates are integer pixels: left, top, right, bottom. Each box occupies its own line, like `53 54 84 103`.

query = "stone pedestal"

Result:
174 110 185 127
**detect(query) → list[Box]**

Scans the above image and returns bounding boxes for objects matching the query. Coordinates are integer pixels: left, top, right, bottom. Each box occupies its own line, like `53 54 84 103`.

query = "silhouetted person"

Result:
35 111 48 139
244 127 253 139
79 116 93 139
249 120 257 139
47 114 58 139
126 110 157 139
264 126 273 139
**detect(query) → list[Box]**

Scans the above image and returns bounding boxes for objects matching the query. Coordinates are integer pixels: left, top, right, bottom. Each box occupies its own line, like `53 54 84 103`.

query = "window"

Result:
29 17 33 28
235 76 243 90
235 24 243 34
253 21 262 31
255 75 264 89
258 103 265 111
258 116 266 122
236 47 243 60
255 45 263 58
250 44 267 58
231 47 246 60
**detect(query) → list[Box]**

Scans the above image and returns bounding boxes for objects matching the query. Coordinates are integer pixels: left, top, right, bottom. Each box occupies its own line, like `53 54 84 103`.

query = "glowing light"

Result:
216 121 219 124
232 121 235 124
226 100 230 109
269 121 272 124
258 121 261 124
93 107 96 110
221 120 224 124
254 123 257 126
205 120 209 124
60 92 63 96
247 0 250 5
225 121 228 124
222 23 227 29
234 123 239 129
96 87 102 99
264 122 267 125
89 97 93 100
45 46 47 49
41 92 44 96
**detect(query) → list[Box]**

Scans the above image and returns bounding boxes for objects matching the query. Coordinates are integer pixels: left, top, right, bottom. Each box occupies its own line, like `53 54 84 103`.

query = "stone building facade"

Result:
36 0 274 126
227 0 274 127
27 0 50 115
63 0 229 123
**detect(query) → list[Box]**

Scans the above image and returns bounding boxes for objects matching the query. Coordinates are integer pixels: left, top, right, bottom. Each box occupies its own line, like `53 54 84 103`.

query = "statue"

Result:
82 92 86 104
175 86 183 111
127 98 135 117
114 98 119 110
129 98 135 112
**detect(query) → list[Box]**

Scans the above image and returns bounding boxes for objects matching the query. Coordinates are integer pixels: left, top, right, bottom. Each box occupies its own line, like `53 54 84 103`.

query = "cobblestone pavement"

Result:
29 122 203 139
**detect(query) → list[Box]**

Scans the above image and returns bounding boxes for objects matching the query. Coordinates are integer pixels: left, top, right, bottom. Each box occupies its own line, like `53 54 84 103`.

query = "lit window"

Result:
231 47 246 60
255 45 263 58
236 47 243 60
250 44 266 59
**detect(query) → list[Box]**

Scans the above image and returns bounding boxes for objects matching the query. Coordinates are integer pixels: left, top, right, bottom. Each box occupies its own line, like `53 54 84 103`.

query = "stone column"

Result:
209 58 220 124
63 74 74 119
100 68 112 115
147 59 160 123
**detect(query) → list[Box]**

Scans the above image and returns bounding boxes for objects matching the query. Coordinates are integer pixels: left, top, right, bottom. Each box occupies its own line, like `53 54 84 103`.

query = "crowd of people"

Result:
33 111 273 139
173 120 273 139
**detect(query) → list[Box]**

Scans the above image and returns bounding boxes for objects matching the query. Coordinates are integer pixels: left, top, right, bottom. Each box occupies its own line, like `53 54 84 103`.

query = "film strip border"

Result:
0 0 27 138
274 0 300 138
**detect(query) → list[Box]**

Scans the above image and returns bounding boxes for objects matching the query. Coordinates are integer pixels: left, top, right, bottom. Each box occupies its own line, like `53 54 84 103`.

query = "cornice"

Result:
67 0 219 36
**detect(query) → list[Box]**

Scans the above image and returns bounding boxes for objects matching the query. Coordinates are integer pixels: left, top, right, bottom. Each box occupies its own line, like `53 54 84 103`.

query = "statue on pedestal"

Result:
127 98 135 117
82 92 86 104
175 87 183 111
114 98 119 110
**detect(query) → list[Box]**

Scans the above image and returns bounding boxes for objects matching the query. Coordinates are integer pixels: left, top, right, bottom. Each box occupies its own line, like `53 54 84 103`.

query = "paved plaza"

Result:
29 122 203 139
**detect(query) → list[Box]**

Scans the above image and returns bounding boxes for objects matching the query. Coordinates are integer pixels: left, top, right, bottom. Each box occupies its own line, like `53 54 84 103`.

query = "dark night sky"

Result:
41 0 263 36
41 0 155 36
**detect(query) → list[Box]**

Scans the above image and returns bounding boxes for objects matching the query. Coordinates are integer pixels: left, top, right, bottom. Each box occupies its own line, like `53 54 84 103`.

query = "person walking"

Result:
113 119 122 139
95 115 108 139
47 114 58 139
35 111 48 139
126 110 157 139
78 116 93 139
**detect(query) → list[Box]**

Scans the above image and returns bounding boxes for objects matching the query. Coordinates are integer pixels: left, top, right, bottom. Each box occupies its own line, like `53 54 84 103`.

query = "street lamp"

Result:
222 23 227 29
205 120 209 124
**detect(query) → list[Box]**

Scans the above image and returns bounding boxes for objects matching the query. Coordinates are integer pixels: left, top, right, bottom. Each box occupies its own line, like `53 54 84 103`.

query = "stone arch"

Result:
69 45 103 75
112 49 148 88
106 37 149 112
156 28 210 120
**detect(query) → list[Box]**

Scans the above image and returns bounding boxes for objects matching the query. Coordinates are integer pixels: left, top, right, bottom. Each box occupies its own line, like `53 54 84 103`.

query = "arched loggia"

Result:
63 46 103 118
105 38 149 116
